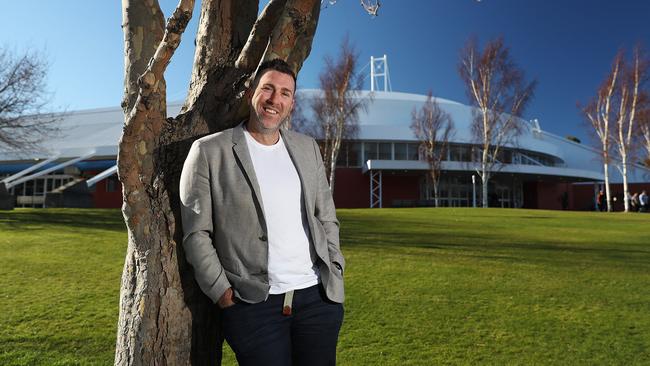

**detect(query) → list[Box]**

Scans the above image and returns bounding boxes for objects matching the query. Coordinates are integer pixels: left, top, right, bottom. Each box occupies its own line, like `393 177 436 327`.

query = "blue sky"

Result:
2 1 649 144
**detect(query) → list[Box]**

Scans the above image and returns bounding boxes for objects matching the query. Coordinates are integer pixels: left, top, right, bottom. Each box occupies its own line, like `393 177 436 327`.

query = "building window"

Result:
106 178 117 193
394 143 408 160
450 144 471 162
335 143 347 167
364 142 378 160
378 142 392 160
349 142 361 167
408 143 420 160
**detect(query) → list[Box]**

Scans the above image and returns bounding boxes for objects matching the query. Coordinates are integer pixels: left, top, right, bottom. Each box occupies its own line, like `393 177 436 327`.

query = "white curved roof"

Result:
298 89 650 184
1 90 648 183
300 89 574 160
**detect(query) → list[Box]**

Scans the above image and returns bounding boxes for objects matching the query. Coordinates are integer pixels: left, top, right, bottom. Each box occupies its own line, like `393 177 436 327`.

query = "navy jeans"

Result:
221 284 344 366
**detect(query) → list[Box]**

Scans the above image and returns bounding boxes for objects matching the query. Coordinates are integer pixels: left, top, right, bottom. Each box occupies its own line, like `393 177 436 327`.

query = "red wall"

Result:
381 173 421 207
527 182 574 210
81 166 650 212
92 180 122 208
332 168 370 208
332 168 422 208
571 182 650 211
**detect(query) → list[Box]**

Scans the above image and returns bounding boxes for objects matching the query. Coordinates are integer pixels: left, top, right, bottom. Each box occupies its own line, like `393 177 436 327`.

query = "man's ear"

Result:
245 87 253 102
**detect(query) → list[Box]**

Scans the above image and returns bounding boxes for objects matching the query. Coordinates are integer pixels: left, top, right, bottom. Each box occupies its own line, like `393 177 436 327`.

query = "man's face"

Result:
248 70 295 134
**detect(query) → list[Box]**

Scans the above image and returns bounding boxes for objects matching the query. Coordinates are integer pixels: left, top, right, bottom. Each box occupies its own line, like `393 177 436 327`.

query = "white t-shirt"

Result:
243 129 319 294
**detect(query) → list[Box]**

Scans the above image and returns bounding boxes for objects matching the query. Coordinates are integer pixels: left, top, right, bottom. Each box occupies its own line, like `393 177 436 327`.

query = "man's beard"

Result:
251 110 290 134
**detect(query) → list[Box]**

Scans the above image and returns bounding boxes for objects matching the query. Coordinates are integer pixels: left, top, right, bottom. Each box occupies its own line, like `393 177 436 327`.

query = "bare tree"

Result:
640 105 650 167
0 48 58 151
311 37 370 195
583 51 623 212
410 91 454 207
610 46 649 212
113 0 386 364
458 36 536 208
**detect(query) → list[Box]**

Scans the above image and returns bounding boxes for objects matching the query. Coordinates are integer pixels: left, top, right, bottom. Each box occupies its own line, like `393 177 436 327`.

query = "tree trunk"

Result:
622 159 629 212
433 181 439 207
115 1 321 365
428 171 439 207
330 163 336 197
481 174 489 208
481 148 489 208
603 160 612 212
328 129 343 196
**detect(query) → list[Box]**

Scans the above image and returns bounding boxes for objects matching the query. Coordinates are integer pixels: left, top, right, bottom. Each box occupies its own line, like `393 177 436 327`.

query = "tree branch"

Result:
236 0 288 73
265 0 321 73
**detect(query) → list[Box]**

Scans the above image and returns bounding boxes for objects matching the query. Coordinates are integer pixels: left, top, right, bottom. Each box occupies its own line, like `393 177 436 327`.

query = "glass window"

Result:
35 179 44 195
25 181 34 196
408 143 420 160
450 145 469 162
364 142 378 160
107 178 117 193
378 143 392 160
349 142 361 167
394 143 408 160
336 143 347 167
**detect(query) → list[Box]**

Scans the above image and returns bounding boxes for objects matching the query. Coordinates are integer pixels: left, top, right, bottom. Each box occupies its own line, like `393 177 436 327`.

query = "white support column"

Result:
6 151 96 189
370 170 383 208
86 165 117 187
1 154 60 185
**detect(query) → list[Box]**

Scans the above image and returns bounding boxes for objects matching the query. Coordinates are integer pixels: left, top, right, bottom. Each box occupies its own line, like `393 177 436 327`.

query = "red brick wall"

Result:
332 168 423 208
381 173 421 207
571 182 650 211
332 168 370 208
522 182 567 210
86 172 122 209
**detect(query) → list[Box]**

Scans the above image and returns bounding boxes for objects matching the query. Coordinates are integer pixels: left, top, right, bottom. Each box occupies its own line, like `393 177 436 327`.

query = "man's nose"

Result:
266 90 279 104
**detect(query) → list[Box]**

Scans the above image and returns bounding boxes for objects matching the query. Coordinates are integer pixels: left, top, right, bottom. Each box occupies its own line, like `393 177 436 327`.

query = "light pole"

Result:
472 174 477 208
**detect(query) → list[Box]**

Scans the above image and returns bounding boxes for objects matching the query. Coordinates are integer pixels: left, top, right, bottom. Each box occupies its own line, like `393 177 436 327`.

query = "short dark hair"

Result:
250 59 297 91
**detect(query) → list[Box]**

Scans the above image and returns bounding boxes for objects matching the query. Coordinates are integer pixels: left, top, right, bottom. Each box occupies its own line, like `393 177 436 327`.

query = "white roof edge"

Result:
297 89 465 106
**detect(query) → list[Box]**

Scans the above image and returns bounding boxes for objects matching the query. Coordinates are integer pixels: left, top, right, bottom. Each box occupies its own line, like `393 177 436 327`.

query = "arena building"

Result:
1 67 649 211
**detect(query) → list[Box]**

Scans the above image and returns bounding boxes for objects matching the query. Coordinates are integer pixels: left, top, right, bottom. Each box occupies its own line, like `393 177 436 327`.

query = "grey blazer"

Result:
179 124 345 304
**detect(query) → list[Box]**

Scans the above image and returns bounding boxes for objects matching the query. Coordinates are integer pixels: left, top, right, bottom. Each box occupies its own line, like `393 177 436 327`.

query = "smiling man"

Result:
180 59 345 366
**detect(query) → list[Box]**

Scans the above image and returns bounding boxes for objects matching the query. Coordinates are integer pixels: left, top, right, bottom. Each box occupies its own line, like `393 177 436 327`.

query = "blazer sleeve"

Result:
312 139 345 273
179 140 232 303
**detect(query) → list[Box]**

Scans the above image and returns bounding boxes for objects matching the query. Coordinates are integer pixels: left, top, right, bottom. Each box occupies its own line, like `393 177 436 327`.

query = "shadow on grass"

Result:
0 209 125 232
342 230 650 268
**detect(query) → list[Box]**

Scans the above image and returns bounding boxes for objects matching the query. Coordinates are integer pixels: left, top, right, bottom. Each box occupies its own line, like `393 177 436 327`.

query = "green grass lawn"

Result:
1 208 649 365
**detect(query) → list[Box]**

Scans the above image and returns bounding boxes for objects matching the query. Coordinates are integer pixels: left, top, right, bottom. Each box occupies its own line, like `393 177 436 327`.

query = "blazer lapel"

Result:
231 124 267 230
281 129 314 212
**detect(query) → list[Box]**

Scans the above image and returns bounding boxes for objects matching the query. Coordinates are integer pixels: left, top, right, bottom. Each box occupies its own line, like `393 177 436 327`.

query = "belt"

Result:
282 290 294 316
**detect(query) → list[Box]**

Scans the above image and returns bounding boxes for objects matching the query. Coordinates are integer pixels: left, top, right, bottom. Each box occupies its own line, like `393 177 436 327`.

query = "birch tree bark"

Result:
410 91 454 207
611 47 648 212
115 1 321 364
458 37 536 208
310 38 369 195
584 52 622 213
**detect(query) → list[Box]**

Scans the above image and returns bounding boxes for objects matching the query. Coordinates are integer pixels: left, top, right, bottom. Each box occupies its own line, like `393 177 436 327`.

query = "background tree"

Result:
582 52 623 212
311 37 370 194
610 46 649 212
410 91 454 207
115 1 376 364
640 106 650 168
458 36 536 208
0 47 58 151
